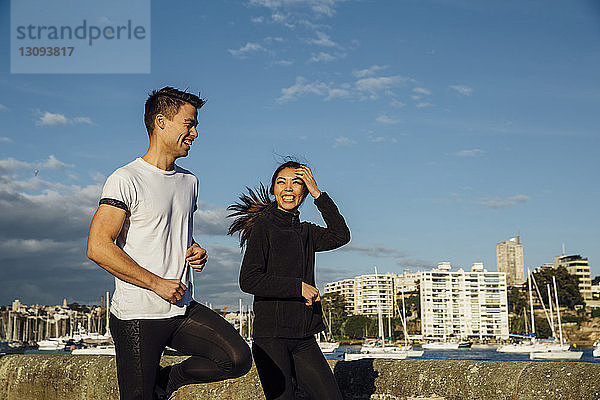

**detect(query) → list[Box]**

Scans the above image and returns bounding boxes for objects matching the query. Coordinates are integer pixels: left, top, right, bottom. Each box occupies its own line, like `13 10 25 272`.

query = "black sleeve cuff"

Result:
313 191 331 206
99 198 129 213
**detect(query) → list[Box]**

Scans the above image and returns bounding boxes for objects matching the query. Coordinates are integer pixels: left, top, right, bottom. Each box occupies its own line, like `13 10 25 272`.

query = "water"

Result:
325 345 600 363
7 345 599 363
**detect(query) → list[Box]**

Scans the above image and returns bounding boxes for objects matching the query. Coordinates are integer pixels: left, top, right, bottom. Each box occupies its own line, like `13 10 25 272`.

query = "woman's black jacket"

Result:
239 192 350 338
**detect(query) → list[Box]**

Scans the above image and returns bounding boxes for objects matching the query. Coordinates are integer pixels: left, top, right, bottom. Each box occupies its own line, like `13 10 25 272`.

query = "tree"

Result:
507 287 527 315
534 316 552 339
530 266 584 309
341 315 377 339
403 293 421 319
320 293 348 339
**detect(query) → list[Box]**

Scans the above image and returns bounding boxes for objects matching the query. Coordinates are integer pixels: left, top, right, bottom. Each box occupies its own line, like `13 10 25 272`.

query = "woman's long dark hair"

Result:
227 161 309 247
227 183 274 247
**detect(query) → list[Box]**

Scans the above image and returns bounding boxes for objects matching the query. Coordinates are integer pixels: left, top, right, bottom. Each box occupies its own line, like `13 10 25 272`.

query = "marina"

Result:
326 344 600 363
5 342 599 364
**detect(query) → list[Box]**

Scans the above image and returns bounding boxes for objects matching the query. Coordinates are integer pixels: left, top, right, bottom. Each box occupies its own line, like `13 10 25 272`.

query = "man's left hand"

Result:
186 243 208 272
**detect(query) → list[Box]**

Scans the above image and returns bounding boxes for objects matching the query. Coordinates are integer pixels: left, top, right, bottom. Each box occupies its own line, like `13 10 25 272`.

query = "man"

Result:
87 87 251 400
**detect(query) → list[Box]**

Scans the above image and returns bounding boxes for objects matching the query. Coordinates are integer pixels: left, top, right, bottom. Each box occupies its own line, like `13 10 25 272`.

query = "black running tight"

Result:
252 336 343 400
110 302 252 400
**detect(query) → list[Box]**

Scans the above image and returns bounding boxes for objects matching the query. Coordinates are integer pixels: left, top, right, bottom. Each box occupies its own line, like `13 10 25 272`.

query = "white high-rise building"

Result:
322 278 356 315
324 270 421 316
394 269 421 293
420 262 509 341
354 273 396 317
496 236 525 286
553 254 593 301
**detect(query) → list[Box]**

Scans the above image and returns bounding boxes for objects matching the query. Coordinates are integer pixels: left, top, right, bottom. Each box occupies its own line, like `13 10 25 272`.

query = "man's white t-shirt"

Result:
100 157 198 320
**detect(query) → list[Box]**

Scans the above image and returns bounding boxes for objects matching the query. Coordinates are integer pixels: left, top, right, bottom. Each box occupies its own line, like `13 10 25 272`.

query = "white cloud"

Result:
0 157 31 173
72 117 93 125
333 136 356 147
449 84 473 96
36 111 93 127
274 59 294 66
353 65 388 78
298 19 331 31
475 194 530 209
251 16 265 23
0 137 13 143
264 36 285 43
276 77 329 103
367 134 397 144
308 52 336 63
376 114 400 125
391 99 406 108
455 149 485 157
0 104 8 111
307 31 337 47
40 154 72 169
0 238 68 254
325 88 350 100
193 202 230 236
248 0 342 17
0 155 71 174
228 42 266 58
37 111 68 126
416 102 433 108
355 75 412 97
413 87 431 96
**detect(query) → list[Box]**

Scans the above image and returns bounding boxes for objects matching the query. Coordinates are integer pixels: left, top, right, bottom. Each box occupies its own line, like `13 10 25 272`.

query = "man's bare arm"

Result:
87 204 187 303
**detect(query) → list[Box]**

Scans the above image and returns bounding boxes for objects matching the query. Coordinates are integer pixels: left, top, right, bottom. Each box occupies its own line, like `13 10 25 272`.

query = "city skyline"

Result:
1 0 599 308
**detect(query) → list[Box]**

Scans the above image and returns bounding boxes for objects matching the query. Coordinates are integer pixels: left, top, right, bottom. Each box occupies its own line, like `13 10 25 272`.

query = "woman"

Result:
228 160 350 400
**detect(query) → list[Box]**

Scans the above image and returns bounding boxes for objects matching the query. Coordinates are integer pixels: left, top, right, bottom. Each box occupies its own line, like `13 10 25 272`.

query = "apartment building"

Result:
324 270 421 316
496 236 525 286
322 278 356 315
420 262 509 341
554 254 593 301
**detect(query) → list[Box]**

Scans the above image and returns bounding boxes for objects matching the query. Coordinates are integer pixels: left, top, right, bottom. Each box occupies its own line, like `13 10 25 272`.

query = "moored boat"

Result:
529 350 583 360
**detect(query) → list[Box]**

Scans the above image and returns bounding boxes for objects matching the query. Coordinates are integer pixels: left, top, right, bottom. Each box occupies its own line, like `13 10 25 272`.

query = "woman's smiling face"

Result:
273 167 306 212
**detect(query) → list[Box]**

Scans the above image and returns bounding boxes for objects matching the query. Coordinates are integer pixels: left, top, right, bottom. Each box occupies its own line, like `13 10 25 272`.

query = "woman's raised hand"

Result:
295 165 321 199
302 282 320 306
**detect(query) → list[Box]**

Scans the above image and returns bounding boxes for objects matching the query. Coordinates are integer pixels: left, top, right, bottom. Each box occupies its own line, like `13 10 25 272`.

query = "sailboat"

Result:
72 291 115 355
394 286 423 357
345 267 407 361
498 270 568 353
316 303 339 354
529 276 582 360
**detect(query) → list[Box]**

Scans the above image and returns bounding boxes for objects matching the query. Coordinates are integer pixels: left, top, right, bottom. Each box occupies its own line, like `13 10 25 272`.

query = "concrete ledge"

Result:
1 354 600 399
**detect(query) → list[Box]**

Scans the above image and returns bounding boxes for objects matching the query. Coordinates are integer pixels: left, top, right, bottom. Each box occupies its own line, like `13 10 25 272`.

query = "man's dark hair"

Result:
144 87 206 135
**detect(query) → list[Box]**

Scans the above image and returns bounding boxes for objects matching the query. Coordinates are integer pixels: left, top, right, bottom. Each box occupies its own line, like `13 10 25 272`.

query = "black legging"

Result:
110 301 252 400
252 336 343 400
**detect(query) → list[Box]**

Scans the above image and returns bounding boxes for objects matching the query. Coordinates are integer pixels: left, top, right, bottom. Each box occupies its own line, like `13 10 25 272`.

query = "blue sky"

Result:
1 0 599 309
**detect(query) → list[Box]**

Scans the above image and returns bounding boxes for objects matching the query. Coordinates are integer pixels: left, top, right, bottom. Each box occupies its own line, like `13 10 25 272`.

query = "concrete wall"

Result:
1 354 599 400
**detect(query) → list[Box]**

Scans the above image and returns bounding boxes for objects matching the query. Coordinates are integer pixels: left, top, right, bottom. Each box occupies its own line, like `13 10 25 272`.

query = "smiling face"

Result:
273 167 306 212
160 102 198 159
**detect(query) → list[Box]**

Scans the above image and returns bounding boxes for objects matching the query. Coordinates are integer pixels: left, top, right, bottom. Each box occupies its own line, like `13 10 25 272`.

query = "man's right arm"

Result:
87 204 186 303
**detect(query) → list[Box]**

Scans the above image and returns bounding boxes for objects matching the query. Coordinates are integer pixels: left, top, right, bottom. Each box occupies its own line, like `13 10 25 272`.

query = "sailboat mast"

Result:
239 299 243 336
547 284 555 338
401 286 408 346
527 268 536 340
552 276 563 346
